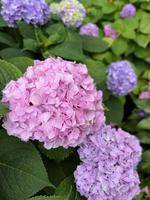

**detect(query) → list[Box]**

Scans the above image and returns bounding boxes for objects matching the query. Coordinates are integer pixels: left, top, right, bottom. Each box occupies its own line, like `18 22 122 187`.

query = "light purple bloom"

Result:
1 0 51 27
78 125 142 168
80 23 99 37
120 4 136 18
74 125 142 200
75 163 140 200
59 0 86 28
107 60 137 96
104 24 118 39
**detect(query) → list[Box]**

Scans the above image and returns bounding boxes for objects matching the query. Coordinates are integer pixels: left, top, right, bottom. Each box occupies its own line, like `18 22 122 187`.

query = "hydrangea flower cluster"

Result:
74 125 142 200
107 60 137 96
80 23 99 37
104 24 118 39
1 0 51 27
120 4 136 18
50 2 60 15
59 0 86 28
2 57 105 149
139 84 150 100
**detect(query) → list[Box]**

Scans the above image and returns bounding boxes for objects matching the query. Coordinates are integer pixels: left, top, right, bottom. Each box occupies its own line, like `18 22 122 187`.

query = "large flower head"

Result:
59 0 86 28
1 0 51 27
80 23 99 37
2 57 105 149
120 4 136 18
74 125 142 200
107 60 137 96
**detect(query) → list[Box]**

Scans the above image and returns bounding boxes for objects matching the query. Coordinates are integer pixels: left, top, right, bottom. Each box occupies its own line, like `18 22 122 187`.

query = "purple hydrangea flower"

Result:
78 125 142 168
138 110 147 118
59 0 86 28
120 4 136 18
75 163 140 200
80 23 99 37
1 0 51 27
104 24 118 39
107 60 137 96
74 125 142 200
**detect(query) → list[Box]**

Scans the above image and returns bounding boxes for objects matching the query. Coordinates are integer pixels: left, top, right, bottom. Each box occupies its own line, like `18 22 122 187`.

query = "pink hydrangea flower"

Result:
104 24 118 39
2 57 105 149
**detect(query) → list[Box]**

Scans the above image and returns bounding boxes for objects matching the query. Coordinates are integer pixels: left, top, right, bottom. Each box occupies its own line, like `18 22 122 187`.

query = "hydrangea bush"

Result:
0 0 149 200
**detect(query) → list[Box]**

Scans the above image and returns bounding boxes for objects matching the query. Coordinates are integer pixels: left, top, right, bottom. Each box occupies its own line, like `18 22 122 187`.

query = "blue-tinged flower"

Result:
1 0 51 27
80 23 99 37
74 125 142 200
120 4 136 18
59 0 86 28
107 60 137 96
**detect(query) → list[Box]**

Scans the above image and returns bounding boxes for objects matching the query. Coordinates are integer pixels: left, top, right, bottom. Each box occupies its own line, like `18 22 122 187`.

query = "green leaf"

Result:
112 37 128 56
105 96 125 125
101 1 117 14
39 145 74 162
0 17 7 27
0 59 22 91
55 176 74 199
0 32 17 47
45 23 66 47
138 117 150 129
0 102 8 119
140 150 150 173
18 21 36 39
134 47 150 59
23 39 40 52
136 34 150 48
85 59 107 87
0 129 53 200
46 30 85 61
7 57 33 73
122 29 136 40
28 196 67 200
139 12 150 34
136 131 150 144
0 48 32 59
81 35 109 53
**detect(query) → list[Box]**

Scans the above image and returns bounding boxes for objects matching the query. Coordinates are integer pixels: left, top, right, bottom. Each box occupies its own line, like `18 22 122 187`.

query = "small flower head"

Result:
50 2 60 15
2 57 105 149
107 60 137 96
138 109 147 118
1 0 51 27
120 4 136 18
80 23 99 37
74 125 142 200
104 24 118 39
59 0 86 28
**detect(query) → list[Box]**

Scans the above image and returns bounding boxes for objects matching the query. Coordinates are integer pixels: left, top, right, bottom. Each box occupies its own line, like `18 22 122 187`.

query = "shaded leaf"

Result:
8 57 33 73
0 129 53 200
0 102 8 119
81 35 109 53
